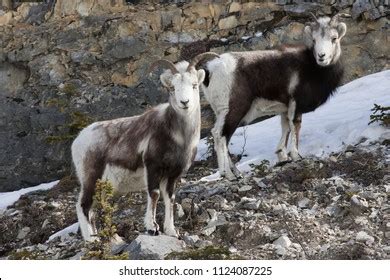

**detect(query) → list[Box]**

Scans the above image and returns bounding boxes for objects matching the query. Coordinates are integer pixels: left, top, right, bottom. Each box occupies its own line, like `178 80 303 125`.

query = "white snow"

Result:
0 180 60 210
47 222 79 242
197 70 390 181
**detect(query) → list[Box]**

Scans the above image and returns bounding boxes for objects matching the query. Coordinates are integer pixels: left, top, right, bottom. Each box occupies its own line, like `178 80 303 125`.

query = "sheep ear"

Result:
303 25 313 46
197 69 205 84
337 22 347 40
160 71 173 89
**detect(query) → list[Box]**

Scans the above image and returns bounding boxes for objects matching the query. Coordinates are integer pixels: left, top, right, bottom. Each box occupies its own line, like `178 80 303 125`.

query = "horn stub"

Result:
148 59 179 75
187 52 220 72
330 14 340 26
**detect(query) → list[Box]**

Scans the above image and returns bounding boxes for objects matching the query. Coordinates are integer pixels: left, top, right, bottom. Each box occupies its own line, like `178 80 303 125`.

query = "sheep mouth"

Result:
317 59 330 67
181 106 189 110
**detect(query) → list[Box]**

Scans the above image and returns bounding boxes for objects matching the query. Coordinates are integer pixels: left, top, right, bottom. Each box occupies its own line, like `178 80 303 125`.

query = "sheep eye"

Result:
332 37 337 43
312 39 316 44
193 84 198 89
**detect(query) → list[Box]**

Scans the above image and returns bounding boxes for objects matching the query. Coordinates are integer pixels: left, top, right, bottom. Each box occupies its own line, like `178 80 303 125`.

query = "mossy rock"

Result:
165 246 242 260
45 111 93 144
8 249 41 260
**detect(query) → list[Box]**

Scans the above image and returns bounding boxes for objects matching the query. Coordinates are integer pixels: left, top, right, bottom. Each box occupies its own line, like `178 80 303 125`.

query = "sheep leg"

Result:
145 189 160 235
228 155 242 178
161 177 178 237
76 189 98 242
212 115 236 180
76 156 104 242
293 113 302 157
287 100 299 161
276 113 290 162
145 169 160 235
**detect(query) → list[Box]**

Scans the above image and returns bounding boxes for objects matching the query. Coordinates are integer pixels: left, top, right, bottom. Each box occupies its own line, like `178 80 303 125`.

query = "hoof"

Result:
276 149 289 162
275 160 292 167
288 150 300 161
164 228 180 239
147 229 160 236
223 174 239 181
232 169 243 179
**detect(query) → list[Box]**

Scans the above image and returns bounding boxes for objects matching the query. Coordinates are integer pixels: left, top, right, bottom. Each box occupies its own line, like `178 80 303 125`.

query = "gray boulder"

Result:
125 234 184 260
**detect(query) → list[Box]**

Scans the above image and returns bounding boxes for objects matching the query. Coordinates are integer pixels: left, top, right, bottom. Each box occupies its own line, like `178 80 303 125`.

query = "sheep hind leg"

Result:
144 168 160 235
212 119 236 180
228 154 242 178
276 113 290 162
220 136 237 181
293 113 303 159
77 188 98 242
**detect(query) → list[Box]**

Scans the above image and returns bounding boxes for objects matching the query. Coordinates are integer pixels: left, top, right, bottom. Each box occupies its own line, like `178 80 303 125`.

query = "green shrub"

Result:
83 180 128 260
369 104 389 127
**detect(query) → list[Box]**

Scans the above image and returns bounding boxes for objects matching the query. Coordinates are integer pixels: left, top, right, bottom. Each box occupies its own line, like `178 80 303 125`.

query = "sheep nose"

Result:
180 100 189 106
318 53 325 58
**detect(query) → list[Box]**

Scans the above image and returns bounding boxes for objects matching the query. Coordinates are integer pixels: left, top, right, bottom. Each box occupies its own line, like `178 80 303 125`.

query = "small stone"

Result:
218 15 238 30
345 151 353 158
175 204 185 219
238 185 252 192
202 226 216 236
385 232 390 239
351 195 369 208
239 197 261 210
183 235 200 246
230 185 239 193
383 246 390 253
37 244 49 251
17 227 31 240
275 245 287 256
197 240 213 248
356 231 374 244
298 197 311 209
329 156 338 162
229 2 241 13
276 183 289 193
273 235 292 248
253 177 268 188
355 216 369 226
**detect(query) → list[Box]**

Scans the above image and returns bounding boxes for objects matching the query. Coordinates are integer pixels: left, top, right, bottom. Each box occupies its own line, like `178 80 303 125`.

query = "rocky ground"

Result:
0 139 389 260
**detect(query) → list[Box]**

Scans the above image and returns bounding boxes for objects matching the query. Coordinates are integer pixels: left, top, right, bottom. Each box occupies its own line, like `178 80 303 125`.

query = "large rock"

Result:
0 62 29 96
218 15 238 30
125 235 184 260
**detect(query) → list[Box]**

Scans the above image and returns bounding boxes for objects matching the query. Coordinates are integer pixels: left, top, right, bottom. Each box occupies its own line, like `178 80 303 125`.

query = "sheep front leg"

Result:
293 113 302 152
287 100 299 161
276 113 290 162
145 169 160 235
161 178 178 237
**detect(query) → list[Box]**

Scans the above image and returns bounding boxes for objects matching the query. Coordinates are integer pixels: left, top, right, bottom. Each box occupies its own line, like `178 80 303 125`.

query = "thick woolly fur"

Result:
72 60 205 241
201 16 346 180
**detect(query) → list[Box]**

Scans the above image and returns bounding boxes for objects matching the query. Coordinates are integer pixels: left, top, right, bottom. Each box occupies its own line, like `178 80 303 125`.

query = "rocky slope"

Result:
1 140 389 260
1 0 389 191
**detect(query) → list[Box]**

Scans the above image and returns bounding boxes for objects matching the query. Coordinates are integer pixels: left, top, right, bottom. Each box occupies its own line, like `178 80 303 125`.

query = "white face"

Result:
161 69 205 115
305 17 347 67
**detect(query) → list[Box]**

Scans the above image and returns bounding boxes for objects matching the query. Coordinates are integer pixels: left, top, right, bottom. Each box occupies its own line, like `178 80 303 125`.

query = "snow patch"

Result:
0 180 60 210
197 70 390 180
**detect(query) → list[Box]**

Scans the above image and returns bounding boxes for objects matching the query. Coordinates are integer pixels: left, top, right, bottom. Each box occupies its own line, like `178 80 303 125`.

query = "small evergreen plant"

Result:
369 104 389 127
83 180 128 260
